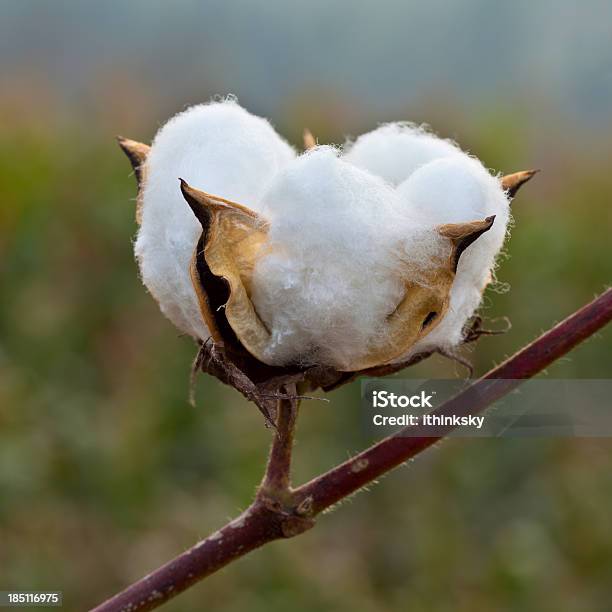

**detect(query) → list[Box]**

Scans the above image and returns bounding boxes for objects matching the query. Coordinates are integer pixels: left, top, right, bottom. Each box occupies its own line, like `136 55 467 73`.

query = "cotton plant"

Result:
118 99 536 422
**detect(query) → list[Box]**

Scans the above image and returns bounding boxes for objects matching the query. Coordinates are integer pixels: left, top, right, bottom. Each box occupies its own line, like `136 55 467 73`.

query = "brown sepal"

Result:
117 136 150 224
501 169 539 199
303 128 317 150
438 216 496 272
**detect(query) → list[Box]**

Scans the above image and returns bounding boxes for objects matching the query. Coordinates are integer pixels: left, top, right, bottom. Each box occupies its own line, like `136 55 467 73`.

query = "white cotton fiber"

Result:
397 155 510 356
251 147 430 368
343 123 463 186
135 100 296 339
341 121 510 360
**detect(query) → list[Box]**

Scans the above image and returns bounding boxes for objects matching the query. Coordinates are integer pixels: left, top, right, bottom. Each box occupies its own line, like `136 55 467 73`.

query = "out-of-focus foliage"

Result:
0 89 611 611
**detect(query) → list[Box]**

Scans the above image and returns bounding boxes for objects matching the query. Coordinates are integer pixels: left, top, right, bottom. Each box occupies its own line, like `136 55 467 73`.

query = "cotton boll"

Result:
396 156 511 356
135 100 296 339
131 101 512 373
251 147 420 369
343 123 463 186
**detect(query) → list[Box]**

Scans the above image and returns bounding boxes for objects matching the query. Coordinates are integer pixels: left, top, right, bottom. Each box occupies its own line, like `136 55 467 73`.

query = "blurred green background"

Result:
1 2 611 611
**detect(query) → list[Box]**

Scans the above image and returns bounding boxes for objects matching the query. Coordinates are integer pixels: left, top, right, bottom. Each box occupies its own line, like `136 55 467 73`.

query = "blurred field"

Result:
1 94 611 611
1 14 612 606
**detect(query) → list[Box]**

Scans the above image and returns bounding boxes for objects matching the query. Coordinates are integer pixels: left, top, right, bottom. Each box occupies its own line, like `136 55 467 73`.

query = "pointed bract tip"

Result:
179 179 211 227
439 216 496 272
303 128 317 150
116 136 150 161
502 169 540 199
179 180 261 227
117 136 150 188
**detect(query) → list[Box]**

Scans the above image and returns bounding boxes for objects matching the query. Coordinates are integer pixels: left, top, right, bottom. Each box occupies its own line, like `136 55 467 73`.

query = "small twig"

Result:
91 288 612 612
188 339 209 407
434 347 474 377
259 392 329 402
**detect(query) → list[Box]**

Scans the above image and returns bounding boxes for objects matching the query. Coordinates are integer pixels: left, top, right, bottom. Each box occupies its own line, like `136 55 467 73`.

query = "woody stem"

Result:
259 385 299 498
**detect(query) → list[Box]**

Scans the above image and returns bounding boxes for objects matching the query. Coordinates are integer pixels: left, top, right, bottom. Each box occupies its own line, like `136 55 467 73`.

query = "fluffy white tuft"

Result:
251 147 440 368
343 123 463 186
342 122 510 359
135 99 296 338
397 156 510 355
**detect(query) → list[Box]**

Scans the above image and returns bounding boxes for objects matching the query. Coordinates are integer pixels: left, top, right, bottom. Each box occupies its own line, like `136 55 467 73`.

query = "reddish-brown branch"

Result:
91 288 612 612
89 504 281 612
259 390 299 496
